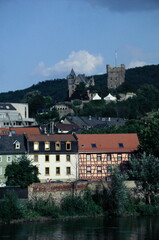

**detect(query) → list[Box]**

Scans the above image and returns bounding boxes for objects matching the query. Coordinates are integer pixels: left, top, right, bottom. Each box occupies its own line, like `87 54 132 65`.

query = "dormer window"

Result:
66 141 71 150
34 142 39 151
13 140 21 150
55 141 61 151
45 142 50 151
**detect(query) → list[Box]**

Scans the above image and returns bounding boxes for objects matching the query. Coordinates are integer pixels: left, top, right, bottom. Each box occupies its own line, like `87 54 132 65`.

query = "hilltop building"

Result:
107 64 125 89
67 69 95 99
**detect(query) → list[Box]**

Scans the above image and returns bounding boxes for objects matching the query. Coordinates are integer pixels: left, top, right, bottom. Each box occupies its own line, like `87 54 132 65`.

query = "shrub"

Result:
61 191 103 216
0 190 25 223
29 198 59 218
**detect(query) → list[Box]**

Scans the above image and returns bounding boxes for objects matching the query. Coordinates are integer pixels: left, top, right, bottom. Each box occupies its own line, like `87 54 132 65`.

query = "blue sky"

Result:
0 0 159 93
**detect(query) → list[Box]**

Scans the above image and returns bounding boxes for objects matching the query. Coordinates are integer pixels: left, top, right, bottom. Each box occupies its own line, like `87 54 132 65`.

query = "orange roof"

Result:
0 127 41 136
77 134 139 153
27 134 77 142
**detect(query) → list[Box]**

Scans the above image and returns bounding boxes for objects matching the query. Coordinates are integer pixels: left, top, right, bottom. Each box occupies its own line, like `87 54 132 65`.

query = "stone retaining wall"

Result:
28 180 107 205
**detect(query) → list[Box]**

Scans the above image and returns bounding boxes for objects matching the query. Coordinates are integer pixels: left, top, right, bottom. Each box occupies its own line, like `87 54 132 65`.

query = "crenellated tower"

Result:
106 64 125 89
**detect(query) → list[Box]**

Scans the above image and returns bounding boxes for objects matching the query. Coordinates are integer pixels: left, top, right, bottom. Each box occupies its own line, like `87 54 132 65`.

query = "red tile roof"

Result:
27 134 77 142
0 127 41 136
77 134 139 153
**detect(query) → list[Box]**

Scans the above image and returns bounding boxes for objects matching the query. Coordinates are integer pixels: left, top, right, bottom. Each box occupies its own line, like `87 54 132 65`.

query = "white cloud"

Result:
128 60 147 68
32 50 104 78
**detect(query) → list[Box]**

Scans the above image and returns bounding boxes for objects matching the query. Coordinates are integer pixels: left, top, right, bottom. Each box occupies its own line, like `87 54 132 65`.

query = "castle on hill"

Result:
67 69 95 98
67 64 125 99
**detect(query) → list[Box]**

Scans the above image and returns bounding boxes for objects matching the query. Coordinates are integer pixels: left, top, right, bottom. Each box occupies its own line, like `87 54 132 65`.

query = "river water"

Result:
0 216 159 240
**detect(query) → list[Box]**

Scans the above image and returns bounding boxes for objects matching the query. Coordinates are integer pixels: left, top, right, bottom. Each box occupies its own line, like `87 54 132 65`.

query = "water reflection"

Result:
0 216 159 240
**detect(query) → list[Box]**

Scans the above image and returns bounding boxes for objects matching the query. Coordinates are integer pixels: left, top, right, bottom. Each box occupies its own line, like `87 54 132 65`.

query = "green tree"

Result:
71 82 88 100
23 90 46 117
138 118 159 157
5 155 40 188
105 167 129 216
129 153 159 205
36 109 59 125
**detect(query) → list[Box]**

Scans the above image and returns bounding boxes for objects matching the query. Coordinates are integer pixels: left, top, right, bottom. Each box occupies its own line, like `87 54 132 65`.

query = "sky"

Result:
0 0 159 93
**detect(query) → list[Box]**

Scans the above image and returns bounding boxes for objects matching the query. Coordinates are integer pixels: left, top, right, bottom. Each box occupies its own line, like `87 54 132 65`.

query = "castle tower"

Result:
67 69 76 98
106 64 125 89
67 69 95 99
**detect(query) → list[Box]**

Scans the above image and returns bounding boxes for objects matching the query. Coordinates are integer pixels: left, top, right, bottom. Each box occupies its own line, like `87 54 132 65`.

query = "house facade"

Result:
77 134 139 180
0 134 27 185
27 134 78 182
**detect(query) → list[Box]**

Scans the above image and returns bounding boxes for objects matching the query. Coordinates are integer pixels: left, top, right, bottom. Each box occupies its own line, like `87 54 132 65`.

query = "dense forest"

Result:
0 64 159 103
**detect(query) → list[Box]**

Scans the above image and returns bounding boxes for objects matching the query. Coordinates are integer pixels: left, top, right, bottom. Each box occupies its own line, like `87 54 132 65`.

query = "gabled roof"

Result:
0 135 27 154
27 134 77 142
77 133 139 153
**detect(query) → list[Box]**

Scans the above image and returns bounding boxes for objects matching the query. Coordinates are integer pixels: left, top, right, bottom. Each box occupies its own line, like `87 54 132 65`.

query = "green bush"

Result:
136 204 159 215
61 191 103 216
29 198 59 218
0 191 25 223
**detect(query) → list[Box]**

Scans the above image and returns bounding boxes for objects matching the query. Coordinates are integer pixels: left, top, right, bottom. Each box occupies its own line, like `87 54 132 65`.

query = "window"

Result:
7 156 12 162
45 142 50 151
97 154 101 161
66 167 71 175
66 155 70 161
91 143 96 148
45 167 50 175
86 166 91 173
86 154 91 161
55 142 61 151
66 141 71 150
56 167 60 175
119 143 124 148
97 166 102 173
14 141 20 149
107 154 111 161
45 155 49 162
107 165 112 174
0 167 2 175
34 155 38 162
34 142 39 151
56 155 60 161
0 156 2 162
117 154 122 161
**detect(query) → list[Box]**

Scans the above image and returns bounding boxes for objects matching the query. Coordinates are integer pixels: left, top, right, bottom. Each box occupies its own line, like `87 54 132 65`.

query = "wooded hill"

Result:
0 64 159 103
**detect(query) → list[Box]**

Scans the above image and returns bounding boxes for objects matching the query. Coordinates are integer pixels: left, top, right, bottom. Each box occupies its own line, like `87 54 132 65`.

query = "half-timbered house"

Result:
77 134 139 180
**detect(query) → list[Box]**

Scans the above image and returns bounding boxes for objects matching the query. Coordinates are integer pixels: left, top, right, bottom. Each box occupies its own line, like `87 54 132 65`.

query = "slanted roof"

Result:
104 93 117 101
27 134 77 142
92 93 101 100
0 103 16 111
67 69 76 78
0 127 41 136
66 116 125 129
0 135 27 154
77 133 139 153
55 123 79 132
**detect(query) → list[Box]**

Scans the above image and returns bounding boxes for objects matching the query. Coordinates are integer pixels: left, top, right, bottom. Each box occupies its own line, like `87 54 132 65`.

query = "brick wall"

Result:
28 180 107 205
